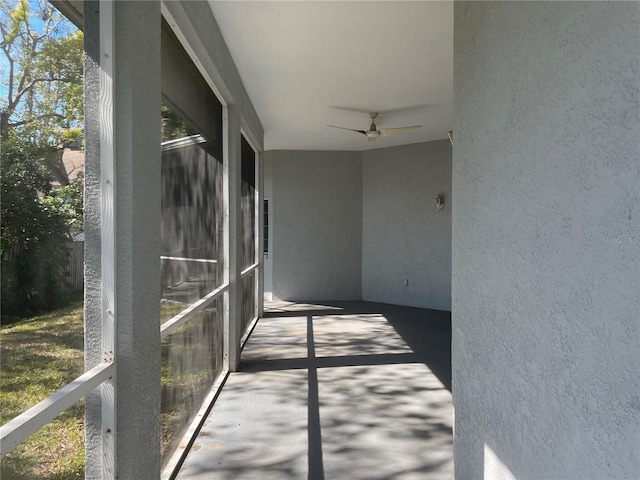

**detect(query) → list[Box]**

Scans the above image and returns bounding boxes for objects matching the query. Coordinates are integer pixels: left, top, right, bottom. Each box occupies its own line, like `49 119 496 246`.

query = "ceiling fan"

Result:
327 112 422 142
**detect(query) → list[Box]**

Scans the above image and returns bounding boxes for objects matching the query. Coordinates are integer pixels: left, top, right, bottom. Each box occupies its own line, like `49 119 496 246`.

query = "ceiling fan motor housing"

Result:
366 130 381 138
369 112 379 133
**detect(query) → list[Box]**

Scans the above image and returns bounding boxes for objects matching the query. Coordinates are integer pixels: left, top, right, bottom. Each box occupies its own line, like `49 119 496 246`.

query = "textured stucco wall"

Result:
362 140 452 310
84 2 163 477
453 3 640 479
82 3 102 477
271 150 362 300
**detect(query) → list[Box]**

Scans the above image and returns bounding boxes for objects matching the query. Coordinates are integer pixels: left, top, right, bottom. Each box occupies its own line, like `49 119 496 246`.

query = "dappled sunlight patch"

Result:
241 315 309 362
313 314 413 357
318 363 452 479
484 443 516 480
264 301 344 313
182 369 310 479
180 301 452 479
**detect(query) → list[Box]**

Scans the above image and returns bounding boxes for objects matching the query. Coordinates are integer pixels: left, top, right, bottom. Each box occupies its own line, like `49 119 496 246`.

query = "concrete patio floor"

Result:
177 301 453 480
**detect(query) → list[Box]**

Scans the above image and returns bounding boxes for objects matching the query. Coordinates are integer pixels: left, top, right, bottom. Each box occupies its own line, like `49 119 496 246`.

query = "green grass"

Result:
1 296 85 479
160 300 188 325
159 305 223 462
1 298 223 477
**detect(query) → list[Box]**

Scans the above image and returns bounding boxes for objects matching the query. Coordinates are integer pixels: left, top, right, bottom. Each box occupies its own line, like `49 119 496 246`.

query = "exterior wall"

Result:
269 150 363 301
362 140 452 311
452 3 640 479
268 141 453 309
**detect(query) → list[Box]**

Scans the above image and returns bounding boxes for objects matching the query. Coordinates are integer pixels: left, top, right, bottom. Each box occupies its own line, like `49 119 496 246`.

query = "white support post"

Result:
111 3 162 477
256 150 264 317
98 2 116 475
82 1 105 478
223 105 242 371
84 1 162 478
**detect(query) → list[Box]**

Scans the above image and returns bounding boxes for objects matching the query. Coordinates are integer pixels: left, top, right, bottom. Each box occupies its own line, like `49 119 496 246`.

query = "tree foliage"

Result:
161 103 195 142
0 1 82 319
42 174 84 232
1 134 72 319
0 0 83 148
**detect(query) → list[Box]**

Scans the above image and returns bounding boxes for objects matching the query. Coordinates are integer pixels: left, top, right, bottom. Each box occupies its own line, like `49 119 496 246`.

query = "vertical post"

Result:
82 2 103 478
223 105 242 371
84 1 162 478
256 151 264 317
98 1 116 476
112 2 162 477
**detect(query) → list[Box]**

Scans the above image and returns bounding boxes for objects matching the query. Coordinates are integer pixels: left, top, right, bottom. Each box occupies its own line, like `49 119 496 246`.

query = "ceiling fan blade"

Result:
326 125 367 136
380 125 423 137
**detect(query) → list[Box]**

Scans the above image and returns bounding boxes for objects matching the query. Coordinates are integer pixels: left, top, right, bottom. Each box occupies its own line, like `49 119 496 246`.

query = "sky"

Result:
0 0 78 112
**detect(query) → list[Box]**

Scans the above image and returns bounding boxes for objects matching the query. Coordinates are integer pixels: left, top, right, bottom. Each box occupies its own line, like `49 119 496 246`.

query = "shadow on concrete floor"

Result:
177 301 453 480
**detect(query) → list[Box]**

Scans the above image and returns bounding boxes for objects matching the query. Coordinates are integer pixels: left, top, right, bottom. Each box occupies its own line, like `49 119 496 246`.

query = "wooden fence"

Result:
67 240 84 292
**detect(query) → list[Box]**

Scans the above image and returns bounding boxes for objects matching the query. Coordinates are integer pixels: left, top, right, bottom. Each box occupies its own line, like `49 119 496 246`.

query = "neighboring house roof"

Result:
51 148 85 188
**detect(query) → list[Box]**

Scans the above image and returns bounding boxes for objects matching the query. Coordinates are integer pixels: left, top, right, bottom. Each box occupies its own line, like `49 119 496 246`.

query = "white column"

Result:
224 105 242 371
257 151 265 317
82 2 103 478
84 1 162 478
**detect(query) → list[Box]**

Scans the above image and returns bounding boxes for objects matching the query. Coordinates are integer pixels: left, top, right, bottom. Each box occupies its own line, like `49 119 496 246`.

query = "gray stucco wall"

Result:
269 150 363 301
453 3 640 479
84 2 163 477
82 3 102 476
362 140 452 311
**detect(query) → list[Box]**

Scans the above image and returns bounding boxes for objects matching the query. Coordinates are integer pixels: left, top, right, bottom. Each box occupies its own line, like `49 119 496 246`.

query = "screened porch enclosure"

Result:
2 1 446 476
4 1 635 479
79 2 265 477
158 20 261 470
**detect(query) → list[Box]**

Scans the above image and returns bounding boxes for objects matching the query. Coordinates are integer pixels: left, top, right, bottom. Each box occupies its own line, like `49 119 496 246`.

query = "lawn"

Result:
1 298 223 478
0 296 85 479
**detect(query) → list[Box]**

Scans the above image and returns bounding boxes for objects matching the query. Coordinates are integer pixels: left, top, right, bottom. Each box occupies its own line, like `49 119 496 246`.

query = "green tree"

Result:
161 103 195 142
42 174 84 232
1 133 72 319
1 0 83 185
0 0 83 151
0 0 83 318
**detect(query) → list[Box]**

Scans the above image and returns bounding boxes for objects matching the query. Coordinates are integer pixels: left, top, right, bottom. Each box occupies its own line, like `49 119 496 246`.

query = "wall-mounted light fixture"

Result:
436 194 444 213
447 130 453 146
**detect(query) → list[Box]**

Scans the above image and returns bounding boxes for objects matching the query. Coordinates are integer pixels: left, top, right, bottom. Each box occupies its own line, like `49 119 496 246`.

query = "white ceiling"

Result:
209 1 453 152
